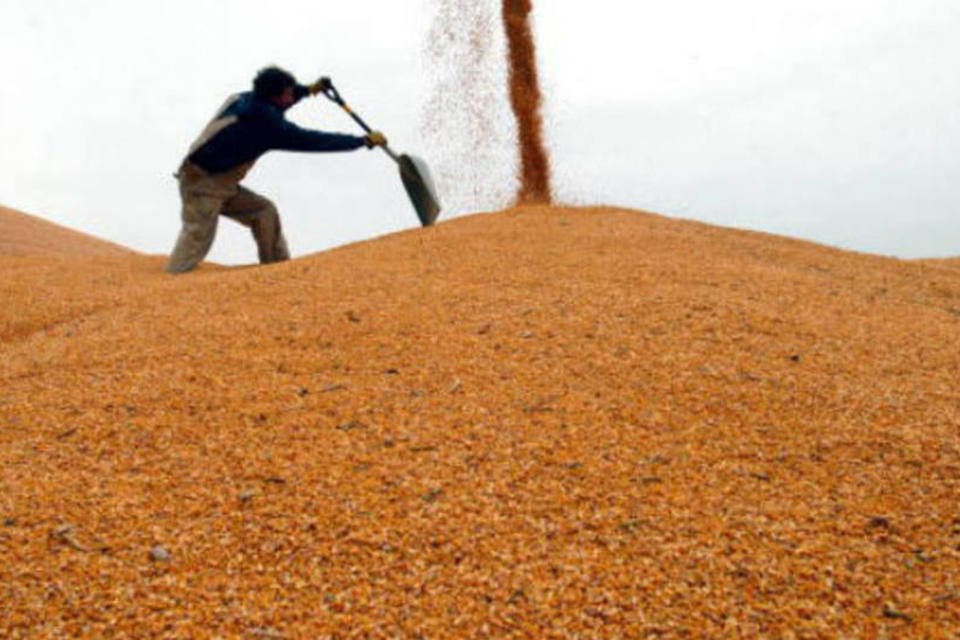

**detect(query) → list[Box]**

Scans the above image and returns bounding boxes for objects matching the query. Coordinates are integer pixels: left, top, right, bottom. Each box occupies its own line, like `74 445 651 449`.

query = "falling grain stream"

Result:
502 0 552 203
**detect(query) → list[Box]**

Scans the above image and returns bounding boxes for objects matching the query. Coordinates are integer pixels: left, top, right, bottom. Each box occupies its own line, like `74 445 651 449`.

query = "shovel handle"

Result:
321 82 400 163
321 84 371 132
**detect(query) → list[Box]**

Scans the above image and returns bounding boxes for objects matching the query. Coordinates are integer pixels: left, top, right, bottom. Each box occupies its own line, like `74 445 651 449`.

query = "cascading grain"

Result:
502 0 552 203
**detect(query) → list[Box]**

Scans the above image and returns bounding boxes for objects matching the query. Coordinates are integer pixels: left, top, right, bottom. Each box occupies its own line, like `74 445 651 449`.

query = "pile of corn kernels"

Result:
2 205 958 637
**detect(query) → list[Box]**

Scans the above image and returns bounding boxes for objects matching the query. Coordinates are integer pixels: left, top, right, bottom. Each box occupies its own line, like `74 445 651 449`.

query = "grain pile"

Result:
2 205 959 637
0 206 132 257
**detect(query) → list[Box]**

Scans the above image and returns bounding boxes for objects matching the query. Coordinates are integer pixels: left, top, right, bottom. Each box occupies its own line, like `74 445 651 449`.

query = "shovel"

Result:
320 82 441 227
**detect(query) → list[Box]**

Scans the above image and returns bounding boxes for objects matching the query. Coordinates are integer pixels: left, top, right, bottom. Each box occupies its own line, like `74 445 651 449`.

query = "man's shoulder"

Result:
221 92 250 115
231 93 284 123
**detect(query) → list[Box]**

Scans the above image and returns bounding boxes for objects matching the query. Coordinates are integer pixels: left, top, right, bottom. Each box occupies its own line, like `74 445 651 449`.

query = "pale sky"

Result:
1 0 958 261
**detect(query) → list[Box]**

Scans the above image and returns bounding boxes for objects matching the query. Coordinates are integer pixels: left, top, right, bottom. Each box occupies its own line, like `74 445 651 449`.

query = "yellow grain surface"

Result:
0 207 133 257
1 205 959 638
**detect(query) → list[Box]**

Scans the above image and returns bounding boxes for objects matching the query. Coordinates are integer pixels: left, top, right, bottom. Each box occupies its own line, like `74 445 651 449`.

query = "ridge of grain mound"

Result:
921 257 960 271
0 205 134 257
2 205 959 637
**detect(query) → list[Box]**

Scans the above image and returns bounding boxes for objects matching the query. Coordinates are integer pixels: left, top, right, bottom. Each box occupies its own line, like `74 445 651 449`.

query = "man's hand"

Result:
364 131 388 149
308 76 332 96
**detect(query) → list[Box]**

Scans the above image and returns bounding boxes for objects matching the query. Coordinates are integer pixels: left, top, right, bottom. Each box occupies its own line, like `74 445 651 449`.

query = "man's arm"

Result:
291 77 333 106
269 117 368 153
292 83 310 104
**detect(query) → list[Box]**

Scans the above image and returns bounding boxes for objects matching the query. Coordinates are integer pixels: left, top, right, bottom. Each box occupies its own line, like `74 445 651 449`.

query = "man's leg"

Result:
165 182 225 274
221 186 291 264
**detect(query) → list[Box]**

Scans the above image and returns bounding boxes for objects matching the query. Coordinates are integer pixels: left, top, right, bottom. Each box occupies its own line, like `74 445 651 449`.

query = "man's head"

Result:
253 66 297 108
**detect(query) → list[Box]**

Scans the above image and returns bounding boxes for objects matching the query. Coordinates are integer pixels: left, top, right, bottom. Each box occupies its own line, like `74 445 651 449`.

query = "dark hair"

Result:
253 66 297 100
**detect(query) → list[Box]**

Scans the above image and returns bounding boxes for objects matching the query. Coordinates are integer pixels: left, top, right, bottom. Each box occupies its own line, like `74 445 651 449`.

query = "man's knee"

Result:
251 200 281 234
260 199 279 221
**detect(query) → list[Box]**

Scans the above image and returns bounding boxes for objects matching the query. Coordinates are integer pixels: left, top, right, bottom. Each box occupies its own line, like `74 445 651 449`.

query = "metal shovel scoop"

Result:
320 82 441 227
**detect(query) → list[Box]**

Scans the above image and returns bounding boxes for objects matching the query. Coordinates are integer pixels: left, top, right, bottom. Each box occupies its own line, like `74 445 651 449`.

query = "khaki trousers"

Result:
165 162 291 274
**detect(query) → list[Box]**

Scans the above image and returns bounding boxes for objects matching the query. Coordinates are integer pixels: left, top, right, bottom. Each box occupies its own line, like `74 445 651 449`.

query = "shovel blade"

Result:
398 154 441 227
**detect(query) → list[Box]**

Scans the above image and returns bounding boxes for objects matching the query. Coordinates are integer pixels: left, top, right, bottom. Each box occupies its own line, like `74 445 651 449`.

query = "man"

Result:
166 66 387 274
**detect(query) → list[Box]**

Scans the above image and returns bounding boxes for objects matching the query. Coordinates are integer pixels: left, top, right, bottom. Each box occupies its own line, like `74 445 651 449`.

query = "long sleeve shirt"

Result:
186 85 366 174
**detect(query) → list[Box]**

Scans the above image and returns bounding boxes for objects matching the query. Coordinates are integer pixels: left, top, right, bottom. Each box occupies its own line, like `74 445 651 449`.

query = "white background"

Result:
1 0 958 261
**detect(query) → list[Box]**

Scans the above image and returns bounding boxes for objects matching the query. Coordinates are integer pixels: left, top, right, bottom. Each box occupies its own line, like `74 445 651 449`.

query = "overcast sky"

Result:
1 0 958 261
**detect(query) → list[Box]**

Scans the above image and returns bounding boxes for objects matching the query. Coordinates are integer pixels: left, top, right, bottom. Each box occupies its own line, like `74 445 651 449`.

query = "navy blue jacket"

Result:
187 85 366 174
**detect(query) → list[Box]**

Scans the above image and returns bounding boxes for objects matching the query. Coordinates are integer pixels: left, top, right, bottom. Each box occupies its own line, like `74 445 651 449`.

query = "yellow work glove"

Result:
364 131 388 148
308 76 332 96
